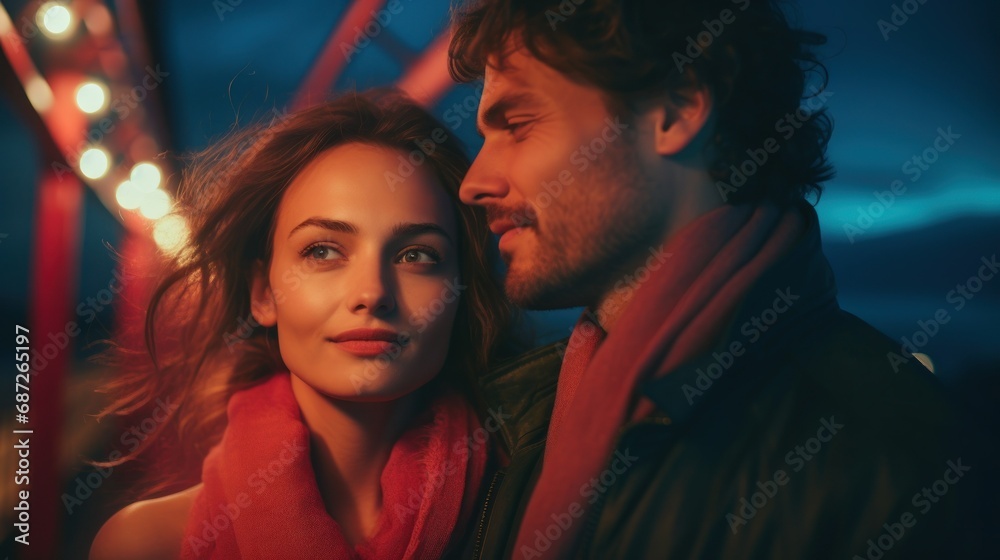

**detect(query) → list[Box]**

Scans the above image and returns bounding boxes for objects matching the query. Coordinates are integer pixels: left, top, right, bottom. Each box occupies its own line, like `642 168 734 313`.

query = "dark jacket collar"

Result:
476 339 566 456
478 202 840 452
640 201 840 425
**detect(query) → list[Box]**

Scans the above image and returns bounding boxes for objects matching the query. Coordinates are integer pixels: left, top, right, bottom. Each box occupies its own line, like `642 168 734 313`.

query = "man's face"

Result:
459 47 668 309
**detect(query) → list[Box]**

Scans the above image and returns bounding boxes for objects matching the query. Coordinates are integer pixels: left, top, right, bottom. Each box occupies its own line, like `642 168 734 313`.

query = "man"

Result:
448 1 995 559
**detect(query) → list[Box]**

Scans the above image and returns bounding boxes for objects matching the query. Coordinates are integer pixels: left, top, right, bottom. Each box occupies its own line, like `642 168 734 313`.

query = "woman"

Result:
89 90 512 559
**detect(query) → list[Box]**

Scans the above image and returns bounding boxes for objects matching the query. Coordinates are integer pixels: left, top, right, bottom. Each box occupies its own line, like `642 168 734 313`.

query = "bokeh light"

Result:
79 147 110 179
152 214 190 255
130 162 162 191
36 2 75 39
115 180 141 210
139 189 171 219
75 81 109 114
24 75 54 113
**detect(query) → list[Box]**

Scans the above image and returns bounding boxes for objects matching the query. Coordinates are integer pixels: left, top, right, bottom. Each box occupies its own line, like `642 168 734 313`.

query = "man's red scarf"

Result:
513 202 806 558
181 373 487 559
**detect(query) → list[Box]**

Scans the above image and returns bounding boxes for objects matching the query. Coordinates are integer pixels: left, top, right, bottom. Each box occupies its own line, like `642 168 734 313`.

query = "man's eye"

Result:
398 248 440 264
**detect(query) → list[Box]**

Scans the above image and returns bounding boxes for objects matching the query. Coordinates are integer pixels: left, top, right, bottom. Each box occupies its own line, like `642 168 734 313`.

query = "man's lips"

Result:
328 328 406 358
489 212 536 255
496 226 528 254
489 218 519 237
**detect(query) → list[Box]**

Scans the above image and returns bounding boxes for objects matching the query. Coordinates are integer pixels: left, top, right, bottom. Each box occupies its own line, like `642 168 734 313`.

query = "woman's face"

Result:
252 142 463 401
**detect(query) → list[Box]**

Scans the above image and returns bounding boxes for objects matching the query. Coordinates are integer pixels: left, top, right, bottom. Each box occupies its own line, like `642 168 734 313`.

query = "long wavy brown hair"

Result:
95 89 514 496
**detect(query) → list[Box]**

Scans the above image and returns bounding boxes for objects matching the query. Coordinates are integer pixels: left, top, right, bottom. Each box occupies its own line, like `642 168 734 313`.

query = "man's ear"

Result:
651 85 713 157
249 260 278 327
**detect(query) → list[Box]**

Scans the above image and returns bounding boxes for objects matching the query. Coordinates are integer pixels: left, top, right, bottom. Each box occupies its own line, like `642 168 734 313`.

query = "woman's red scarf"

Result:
513 202 806 558
181 373 487 559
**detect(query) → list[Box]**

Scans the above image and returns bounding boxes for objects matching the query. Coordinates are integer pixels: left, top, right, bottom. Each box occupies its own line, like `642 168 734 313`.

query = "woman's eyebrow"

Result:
392 222 455 246
288 217 358 238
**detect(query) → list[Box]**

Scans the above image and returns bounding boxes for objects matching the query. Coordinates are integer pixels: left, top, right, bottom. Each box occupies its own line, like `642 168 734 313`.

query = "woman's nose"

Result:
347 262 396 316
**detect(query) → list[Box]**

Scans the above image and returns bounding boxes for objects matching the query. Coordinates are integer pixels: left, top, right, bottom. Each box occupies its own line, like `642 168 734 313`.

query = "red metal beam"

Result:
2 18 85 560
292 0 387 110
395 30 456 108
23 166 84 560
2 6 89 558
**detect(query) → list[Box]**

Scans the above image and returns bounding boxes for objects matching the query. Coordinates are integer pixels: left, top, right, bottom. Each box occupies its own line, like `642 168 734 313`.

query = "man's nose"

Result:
460 144 510 205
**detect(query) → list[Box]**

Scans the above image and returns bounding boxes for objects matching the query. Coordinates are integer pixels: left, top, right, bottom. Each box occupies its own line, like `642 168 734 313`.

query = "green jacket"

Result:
469 215 995 559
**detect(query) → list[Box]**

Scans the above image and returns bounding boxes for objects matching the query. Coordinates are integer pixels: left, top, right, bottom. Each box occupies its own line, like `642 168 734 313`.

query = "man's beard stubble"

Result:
490 142 663 311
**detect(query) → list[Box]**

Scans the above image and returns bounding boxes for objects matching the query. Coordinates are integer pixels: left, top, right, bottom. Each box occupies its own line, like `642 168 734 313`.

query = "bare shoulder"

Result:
89 483 203 560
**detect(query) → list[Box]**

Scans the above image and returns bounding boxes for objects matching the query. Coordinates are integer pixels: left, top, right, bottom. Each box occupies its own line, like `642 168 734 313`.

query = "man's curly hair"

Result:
449 0 835 206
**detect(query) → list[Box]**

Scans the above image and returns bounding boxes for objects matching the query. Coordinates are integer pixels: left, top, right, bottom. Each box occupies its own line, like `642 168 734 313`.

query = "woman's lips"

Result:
327 328 406 358
332 339 399 358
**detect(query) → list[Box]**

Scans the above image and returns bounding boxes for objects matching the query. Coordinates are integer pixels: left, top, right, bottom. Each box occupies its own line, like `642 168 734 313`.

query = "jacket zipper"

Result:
575 416 673 558
471 468 505 560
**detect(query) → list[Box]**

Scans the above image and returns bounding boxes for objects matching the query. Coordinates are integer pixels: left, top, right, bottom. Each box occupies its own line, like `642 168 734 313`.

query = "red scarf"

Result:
181 373 487 559
513 202 805 558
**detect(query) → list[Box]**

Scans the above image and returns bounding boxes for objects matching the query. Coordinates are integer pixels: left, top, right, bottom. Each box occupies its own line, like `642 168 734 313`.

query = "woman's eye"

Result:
398 248 439 264
304 244 343 261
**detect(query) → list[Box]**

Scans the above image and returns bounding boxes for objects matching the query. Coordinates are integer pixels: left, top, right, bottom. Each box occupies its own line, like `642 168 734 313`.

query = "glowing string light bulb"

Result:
79 147 110 179
36 2 76 39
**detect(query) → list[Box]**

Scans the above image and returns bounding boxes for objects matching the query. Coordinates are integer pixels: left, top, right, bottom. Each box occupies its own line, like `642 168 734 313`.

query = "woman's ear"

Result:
651 85 713 157
250 260 278 327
